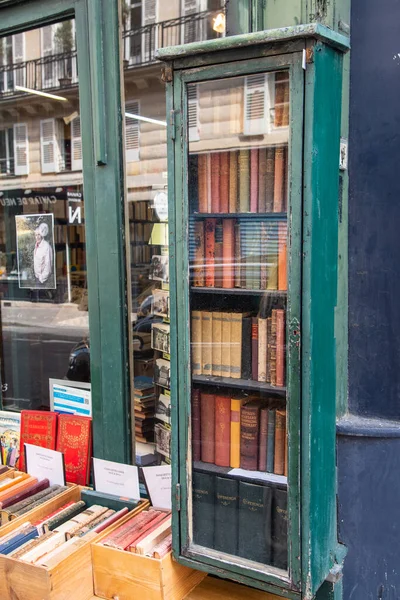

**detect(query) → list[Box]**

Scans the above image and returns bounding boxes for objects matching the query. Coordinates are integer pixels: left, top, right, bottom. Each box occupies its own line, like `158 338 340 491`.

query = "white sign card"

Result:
142 465 172 510
25 444 66 487
93 458 140 500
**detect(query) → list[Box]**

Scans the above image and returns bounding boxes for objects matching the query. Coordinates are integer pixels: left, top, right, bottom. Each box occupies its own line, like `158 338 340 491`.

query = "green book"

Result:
192 471 215 549
239 149 250 212
238 481 273 565
271 487 288 570
81 489 140 512
214 476 238 555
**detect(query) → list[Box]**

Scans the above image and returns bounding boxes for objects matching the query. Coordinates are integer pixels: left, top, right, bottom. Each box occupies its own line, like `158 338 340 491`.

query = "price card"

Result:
142 465 172 510
25 444 66 487
93 458 140 500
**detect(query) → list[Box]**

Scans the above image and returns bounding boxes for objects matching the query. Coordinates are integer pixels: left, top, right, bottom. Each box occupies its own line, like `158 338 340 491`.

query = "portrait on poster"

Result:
15 213 56 289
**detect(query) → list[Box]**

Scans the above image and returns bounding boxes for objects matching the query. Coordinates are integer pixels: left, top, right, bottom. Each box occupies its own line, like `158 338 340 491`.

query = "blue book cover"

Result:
0 527 38 555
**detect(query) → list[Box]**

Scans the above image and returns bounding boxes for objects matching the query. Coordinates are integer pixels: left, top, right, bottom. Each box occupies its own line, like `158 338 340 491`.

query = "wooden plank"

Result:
185 576 283 600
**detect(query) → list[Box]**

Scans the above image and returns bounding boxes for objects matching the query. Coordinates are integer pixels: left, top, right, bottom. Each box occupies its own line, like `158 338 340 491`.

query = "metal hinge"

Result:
175 483 181 511
169 110 176 140
303 47 314 70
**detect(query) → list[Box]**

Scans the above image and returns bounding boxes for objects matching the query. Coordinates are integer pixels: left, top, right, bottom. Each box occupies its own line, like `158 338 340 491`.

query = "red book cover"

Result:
251 317 259 381
103 510 160 549
56 414 92 485
276 309 285 387
128 512 171 551
250 148 259 213
19 411 57 472
210 153 221 213
200 393 215 463
222 219 235 289
219 152 229 213
258 408 268 472
205 218 216 287
214 395 231 467
192 389 201 462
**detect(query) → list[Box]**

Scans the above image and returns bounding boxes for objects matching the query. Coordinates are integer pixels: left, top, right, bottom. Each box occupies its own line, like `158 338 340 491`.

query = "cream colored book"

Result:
21 532 66 564
9 532 53 559
38 536 87 569
53 505 106 535
65 506 108 539
135 519 172 556
258 317 267 382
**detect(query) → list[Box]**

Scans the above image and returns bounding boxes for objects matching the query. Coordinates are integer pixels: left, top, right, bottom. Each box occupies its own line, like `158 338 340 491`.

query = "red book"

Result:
192 389 201 461
19 411 57 472
211 153 221 213
214 395 231 467
205 218 216 287
219 152 229 213
200 393 215 463
251 317 259 381
276 309 285 387
222 219 235 288
56 414 92 485
250 148 259 213
1 478 50 510
102 510 161 549
128 512 171 551
258 408 268 472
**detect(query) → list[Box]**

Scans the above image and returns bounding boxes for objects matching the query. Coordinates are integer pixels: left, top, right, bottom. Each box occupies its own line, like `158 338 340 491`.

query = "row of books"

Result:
193 472 287 569
192 391 287 475
130 243 158 265
191 218 287 290
190 146 288 215
134 377 155 444
128 200 153 222
100 508 172 556
191 309 286 386
130 222 153 245
54 224 86 244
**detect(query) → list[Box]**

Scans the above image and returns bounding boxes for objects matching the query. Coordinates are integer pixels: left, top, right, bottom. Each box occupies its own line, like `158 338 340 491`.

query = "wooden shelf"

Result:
191 286 287 296
193 460 287 488
191 212 287 219
192 375 286 396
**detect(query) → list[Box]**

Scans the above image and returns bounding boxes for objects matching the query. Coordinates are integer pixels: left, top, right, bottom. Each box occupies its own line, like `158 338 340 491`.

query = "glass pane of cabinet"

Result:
186 71 290 572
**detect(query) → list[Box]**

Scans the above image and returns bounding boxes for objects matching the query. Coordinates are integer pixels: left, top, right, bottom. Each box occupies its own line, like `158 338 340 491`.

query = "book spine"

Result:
193 220 204 287
214 395 231 467
258 408 268 472
198 153 208 213
265 146 275 212
189 154 199 212
234 222 241 287
282 77 290 127
230 312 243 379
238 481 272 564
1 478 50 510
192 471 215 548
191 310 202 376
211 312 222 377
214 219 223 287
260 222 268 289
13 488 68 520
81 489 139 512
230 398 242 468
274 410 286 475
240 404 260 471
266 223 278 290
211 152 221 213
239 149 250 212
274 72 285 127
214 476 238 554
258 147 267 213
44 501 86 532
220 151 229 213
200 393 215 463
250 148 259 213
201 311 212 376
220 312 231 378
278 221 287 291
251 317 259 381
192 389 201 462
205 218 216 287
153 533 172 558
273 146 285 212
222 219 235 288
272 487 288 569
266 317 272 383
276 309 285 387
270 310 277 386
266 409 276 473
241 316 252 380
258 317 267 382
229 151 238 213
91 507 129 534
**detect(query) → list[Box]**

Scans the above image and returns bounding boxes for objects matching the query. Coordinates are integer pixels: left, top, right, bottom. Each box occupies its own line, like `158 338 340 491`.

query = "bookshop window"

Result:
0 20 90 412
188 72 289 570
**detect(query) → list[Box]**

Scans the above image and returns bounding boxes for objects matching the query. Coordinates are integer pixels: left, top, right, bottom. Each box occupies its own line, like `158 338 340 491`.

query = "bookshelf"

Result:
192 375 286 396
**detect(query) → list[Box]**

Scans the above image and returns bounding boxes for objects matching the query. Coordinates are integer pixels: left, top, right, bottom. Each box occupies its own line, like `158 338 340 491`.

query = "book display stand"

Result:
158 25 349 600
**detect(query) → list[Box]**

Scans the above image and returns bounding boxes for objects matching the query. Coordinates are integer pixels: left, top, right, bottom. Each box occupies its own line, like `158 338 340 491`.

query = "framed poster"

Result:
15 213 56 289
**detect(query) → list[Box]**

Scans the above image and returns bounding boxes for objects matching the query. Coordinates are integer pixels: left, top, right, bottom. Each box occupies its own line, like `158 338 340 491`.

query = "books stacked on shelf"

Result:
151 322 170 355
134 377 156 444
191 308 286 387
99 508 171 556
190 218 287 290
192 471 287 569
189 145 288 214
128 200 154 222
152 311 172 462
192 390 287 476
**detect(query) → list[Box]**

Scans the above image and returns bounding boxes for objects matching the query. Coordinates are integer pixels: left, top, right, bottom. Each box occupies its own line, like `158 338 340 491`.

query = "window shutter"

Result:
143 0 157 25
41 26 55 87
12 33 25 87
243 74 270 136
183 0 198 44
13 123 29 175
125 101 140 162
188 84 199 142
142 0 158 61
40 118 58 173
71 116 82 171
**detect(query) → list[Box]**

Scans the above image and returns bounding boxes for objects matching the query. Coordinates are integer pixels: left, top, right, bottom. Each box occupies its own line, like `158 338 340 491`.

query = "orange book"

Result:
276 309 285 387
273 147 285 212
198 154 208 213
230 397 245 468
0 476 38 507
219 152 229 213
205 218 216 287
274 410 286 475
214 395 231 467
278 221 287 290
229 151 238 213
222 219 234 288
193 220 204 287
211 153 221 213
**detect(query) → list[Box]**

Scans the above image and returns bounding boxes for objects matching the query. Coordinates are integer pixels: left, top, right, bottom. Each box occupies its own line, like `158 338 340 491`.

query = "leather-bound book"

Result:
238 481 272 564
191 310 202 376
201 311 212 376
200 393 215 463
222 218 235 288
189 153 198 212
102 510 161 550
272 487 288 569
282 145 288 212
241 316 252 380
240 401 260 471
270 311 277 386
239 149 250 212
221 312 231 378
274 410 286 475
205 218 216 287
44 501 86 532
214 219 223 287
152 533 172 558
192 389 201 462
215 476 238 555
234 222 241 287
250 148 259 213
229 151 238 213
77 509 115 536
258 147 267 213
56 414 92 485
220 151 229 213
230 312 245 379
266 317 272 383
198 153 208 213
1 478 49 511
126 512 170 552
91 507 129 534
278 221 287 290
258 317 267 382
81 489 139 512
0 476 38 507
214 395 231 467
265 146 275 212
258 408 268 472
131 516 171 554
230 397 245 468
276 309 285 387
266 409 276 473
211 152 221 213
251 317 259 381
192 471 215 548
193 220 204 287
19 410 57 472
11 487 68 520
211 312 222 377
273 146 285 212
260 222 268 289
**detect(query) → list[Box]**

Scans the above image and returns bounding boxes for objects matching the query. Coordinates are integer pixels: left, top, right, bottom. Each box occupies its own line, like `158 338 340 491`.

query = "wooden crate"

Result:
92 510 206 600
0 487 149 600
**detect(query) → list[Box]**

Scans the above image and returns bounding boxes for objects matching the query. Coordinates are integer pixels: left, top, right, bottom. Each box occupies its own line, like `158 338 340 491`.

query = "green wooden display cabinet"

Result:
158 24 349 600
